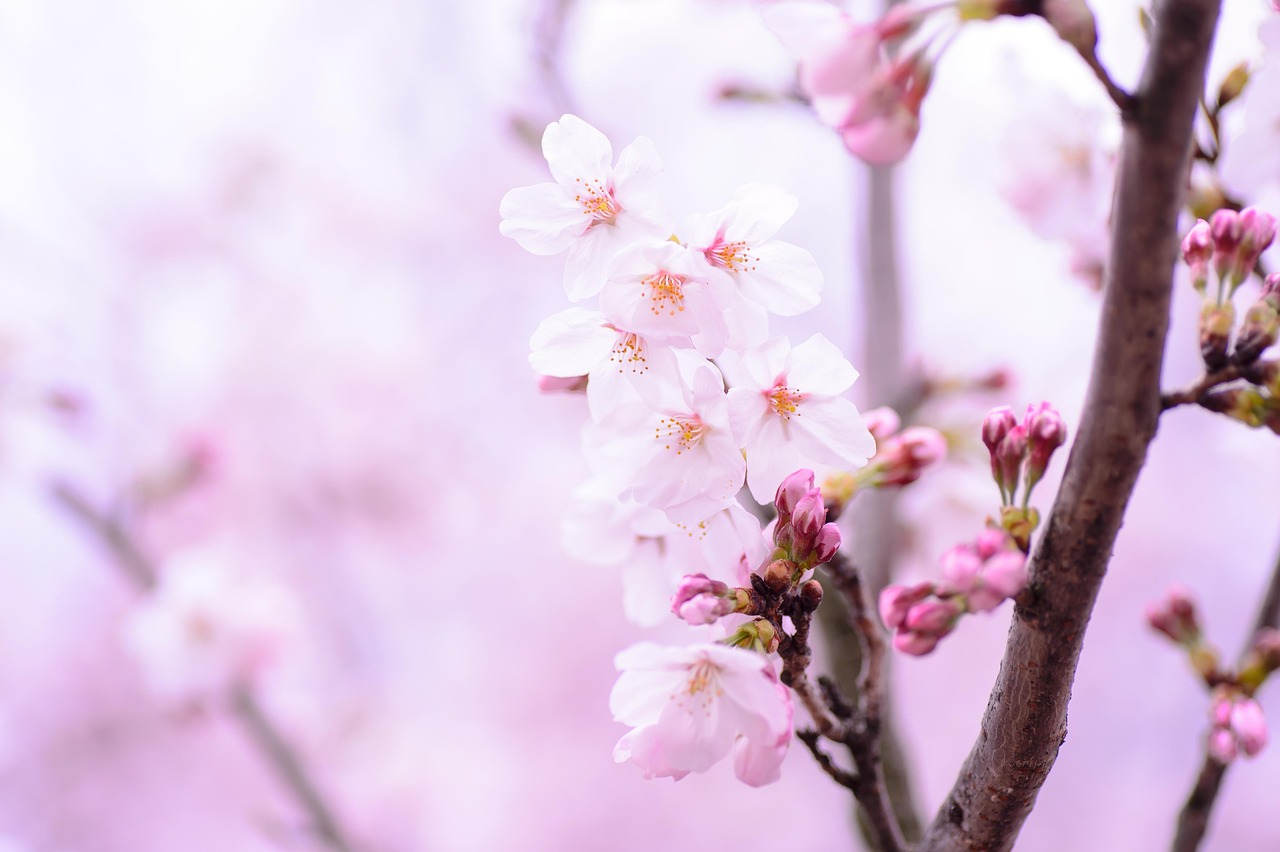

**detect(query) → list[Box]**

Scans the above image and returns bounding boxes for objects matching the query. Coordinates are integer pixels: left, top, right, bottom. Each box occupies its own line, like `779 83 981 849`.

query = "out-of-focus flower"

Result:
610 641 793 787
1221 17 1280 210
725 334 875 503
123 547 300 700
500 114 668 300
1208 690 1269 764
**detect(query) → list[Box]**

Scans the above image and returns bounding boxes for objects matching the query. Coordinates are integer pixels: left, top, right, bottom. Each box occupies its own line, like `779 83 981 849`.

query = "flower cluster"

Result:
763 0 1103 164
880 528 1028 655
501 116 885 786
982 402 1067 550
1146 587 1280 765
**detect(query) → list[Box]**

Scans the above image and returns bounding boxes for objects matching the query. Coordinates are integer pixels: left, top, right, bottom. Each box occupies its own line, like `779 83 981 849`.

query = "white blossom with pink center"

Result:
564 483 768 626
499 114 669 300
610 642 793 786
726 333 875 503
684 183 823 320
598 240 737 358
587 353 745 525
528 307 680 421
122 547 300 701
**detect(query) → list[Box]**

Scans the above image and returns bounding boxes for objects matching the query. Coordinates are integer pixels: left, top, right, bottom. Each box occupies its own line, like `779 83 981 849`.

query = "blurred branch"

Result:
1171 540 1280 852
48 479 356 852
915 1 1223 848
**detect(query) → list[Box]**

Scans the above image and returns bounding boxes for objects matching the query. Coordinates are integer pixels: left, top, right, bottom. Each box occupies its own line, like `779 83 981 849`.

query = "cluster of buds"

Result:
1146 587 1277 764
771 469 842 576
670 574 755 626
1181 208 1278 369
879 529 1029 656
819 407 947 514
981 403 1068 551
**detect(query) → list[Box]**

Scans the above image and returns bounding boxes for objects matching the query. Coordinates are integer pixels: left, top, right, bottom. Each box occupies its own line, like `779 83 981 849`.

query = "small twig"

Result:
48 480 356 852
780 607 850 742
1160 365 1244 410
1171 540 1280 852
1078 44 1138 119
798 729 859 791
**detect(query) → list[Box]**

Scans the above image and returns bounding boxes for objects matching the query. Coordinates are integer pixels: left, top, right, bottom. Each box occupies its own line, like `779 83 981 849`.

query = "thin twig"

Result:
1079 44 1138 119
798 729 859 791
48 480 356 852
1171 541 1280 852
780 608 850 742
1161 365 1244 410
916 1 1224 849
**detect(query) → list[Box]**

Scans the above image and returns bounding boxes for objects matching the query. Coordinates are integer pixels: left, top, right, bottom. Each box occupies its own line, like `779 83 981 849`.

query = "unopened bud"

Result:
799 579 824 612
981 406 1018 453
811 523 841 566
1236 207 1277 284
1217 62 1250 108
1211 208 1243 282
1208 727 1239 764
1023 402 1067 491
994 425 1029 504
863 406 902 443
1231 698 1269 758
1182 219 1214 293
879 581 935 630
1199 301 1235 370
1144 584 1201 646
762 559 795 593
904 598 960 634
790 490 827 557
1041 0 1097 54
873 426 948 487
671 574 734 625
1234 298 1280 365
774 469 815 521
536 373 588 393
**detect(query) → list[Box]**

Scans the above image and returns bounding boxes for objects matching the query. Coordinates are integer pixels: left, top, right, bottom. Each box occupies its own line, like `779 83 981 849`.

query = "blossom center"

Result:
655 414 707 455
641 271 687 317
704 235 758 273
684 659 720 696
608 331 648 374
767 383 805 420
574 177 622 226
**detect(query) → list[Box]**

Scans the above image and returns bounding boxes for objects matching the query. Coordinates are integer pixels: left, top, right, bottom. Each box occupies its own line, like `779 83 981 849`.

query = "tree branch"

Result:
48 480 356 852
915 1 1223 848
1170 540 1280 852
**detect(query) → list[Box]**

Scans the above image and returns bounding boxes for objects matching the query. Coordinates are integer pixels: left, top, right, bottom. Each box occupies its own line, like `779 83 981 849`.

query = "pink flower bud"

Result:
774 469 815 519
995 424 1029 501
905 599 960 634
939 545 982 593
981 551 1029 600
536 374 588 393
671 574 731 625
1211 208 1243 279
1208 727 1239 764
863 406 902 443
893 630 940 656
1211 693 1234 727
1181 218 1214 291
1023 402 1067 489
874 426 948 487
973 528 1010 560
982 406 1018 453
1145 585 1201 646
1237 207 1277 279
790 490 827 542
879 582 934 630
1231 698 1269 757
812 523 841 565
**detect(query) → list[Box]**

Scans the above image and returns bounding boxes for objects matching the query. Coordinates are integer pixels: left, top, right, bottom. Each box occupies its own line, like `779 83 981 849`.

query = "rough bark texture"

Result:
915 2 1222 849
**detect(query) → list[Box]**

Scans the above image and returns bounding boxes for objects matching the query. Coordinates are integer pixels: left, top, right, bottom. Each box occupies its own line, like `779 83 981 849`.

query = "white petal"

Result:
792 396 876 468
498 183 584 255
736 241 823 316
720 183 799 244
613 136 664 202
528 308 613 376
543 114 613 186
786 333 858 395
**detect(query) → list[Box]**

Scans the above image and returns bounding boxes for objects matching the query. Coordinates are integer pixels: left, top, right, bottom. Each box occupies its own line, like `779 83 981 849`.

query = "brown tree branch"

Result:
1170 541 1280 852
48 480 356 852
915 1 1223 848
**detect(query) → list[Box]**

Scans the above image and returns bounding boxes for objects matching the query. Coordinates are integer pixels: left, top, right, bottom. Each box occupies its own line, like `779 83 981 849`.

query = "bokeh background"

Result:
1 0 1279 849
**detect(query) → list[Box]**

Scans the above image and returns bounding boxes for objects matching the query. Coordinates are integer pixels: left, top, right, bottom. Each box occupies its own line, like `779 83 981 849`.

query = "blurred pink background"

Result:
1 1 1279 849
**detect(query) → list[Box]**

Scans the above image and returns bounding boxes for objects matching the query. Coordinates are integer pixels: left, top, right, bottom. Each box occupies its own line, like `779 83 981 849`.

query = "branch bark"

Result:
915 2 1223 848
1170 540 1280 852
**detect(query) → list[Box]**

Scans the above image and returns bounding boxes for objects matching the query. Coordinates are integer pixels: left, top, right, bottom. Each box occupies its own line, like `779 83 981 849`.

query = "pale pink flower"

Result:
499 115 668 300
684 183 823 319
610 642 792 786
597 240 734 357
528 307 681 421
725 334 875 503
590 353 746 525
123 547 299 700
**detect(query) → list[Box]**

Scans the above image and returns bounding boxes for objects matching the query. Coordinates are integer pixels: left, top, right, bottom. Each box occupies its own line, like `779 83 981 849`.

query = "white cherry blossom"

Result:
499 114 669 300
726 333 875 503
684 183 823 318
610 642 793 786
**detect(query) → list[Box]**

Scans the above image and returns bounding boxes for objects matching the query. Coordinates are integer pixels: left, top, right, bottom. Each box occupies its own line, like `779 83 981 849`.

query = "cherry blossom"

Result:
683 183 823 319
725 334 875 503
1221 17 1280 212
499 115 669 300
610 641 793 786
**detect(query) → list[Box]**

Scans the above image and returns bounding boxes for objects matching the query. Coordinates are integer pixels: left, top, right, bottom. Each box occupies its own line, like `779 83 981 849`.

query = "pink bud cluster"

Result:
863 407 948 487
1144 584 1201 647
1183 207 1277 298
773 469 841 570
1208 690 1269 764
982 403 1067 507
670 574 734 625
879 529 1029 656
